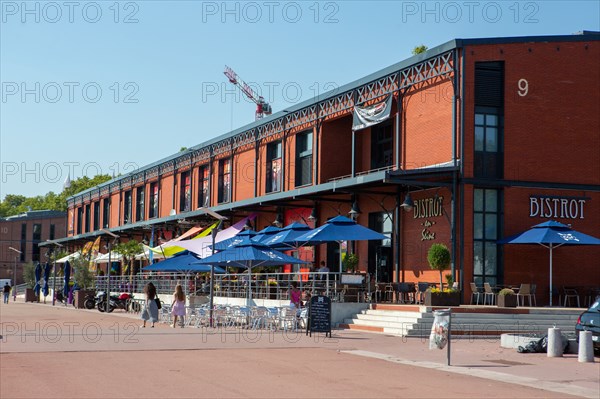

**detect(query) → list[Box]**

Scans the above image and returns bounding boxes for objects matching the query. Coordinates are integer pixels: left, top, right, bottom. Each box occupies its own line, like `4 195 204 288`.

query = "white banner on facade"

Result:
352 95 393 131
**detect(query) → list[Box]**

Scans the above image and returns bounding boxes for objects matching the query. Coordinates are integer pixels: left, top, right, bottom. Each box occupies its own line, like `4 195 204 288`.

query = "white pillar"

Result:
547 327 563 357
578 331 595 363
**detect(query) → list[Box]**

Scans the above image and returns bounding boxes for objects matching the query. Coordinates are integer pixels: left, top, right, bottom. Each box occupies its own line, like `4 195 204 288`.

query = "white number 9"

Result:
518 79 528 97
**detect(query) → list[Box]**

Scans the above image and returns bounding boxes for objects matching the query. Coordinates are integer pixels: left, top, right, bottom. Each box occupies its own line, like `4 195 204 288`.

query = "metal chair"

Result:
483 283 496 305
470 282 482 305
417 282 430 304
397 282 415 304
516 283 534 307
563 288 580 307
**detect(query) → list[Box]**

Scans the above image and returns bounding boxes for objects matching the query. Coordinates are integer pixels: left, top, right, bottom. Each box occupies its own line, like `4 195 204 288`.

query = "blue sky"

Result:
1 0 598 197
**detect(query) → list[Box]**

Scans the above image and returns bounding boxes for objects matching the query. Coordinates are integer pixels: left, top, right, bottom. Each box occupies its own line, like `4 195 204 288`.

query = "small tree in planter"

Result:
342 253 359 273
497 288 517 307
427 243 451 289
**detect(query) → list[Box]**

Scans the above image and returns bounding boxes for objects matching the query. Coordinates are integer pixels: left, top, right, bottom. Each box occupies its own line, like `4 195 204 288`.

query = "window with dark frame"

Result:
136 186 145 222
473 188 502 287
474 61 504 179
295 131 313 187
371 122 393 170
124 191 132 224
50 224 56 240
149 182 158 218
77 208 83 234
180 171 191 212
266 141 282 193
85 204 91 233
198 166 210 208
103 198 110 228
93 202 100 231
218 158 232 204
32 224 41 262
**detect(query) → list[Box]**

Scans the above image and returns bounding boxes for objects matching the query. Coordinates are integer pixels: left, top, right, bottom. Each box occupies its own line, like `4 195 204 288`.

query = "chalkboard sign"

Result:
307 295 332 337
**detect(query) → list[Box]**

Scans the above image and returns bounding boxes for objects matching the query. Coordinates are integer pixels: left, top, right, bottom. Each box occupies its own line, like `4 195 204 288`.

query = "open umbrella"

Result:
194 236 309 304
263 222 312 250
33 262 42 298
63 260 71 298
212 230 257 251
43 262 51 297
143 251 225 273
294 215 388 273
498 221 600 306
252 225 283 244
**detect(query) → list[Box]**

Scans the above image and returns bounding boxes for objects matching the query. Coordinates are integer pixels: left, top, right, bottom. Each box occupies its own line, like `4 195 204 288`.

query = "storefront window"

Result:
473 188 501 286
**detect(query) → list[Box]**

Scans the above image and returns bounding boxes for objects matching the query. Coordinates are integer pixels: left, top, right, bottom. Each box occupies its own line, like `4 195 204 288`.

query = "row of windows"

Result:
73 132 315 233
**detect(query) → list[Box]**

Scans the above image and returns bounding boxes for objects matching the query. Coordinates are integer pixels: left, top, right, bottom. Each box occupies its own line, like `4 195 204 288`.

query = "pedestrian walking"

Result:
3 283 10 304
171 284 186 328
140 282 159 328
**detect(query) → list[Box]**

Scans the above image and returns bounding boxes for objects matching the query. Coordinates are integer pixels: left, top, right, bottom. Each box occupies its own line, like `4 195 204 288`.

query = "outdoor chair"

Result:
516 283 534 307
278 307 298 331
397 283 415 304
563 288 580 307
417 282 430 304
470 282 482 305
483 283 496 305
160 304 173 324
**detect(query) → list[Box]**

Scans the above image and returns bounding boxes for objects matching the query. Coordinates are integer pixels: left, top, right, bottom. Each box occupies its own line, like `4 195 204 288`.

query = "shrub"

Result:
427 243 451 289
499 288 515 296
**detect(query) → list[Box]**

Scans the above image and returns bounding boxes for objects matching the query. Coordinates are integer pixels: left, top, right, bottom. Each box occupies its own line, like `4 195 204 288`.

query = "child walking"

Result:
171 284 186 328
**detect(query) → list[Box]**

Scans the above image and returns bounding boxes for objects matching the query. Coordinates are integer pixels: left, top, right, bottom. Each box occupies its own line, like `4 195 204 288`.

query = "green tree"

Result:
71 256 95 290
427 243 451 289
0 174 112 217
23 262 37 289
114 240 143 277
412 45 428 55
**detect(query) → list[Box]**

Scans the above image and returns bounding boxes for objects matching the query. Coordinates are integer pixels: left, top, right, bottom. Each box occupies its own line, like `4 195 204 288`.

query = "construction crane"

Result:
224 65 272 120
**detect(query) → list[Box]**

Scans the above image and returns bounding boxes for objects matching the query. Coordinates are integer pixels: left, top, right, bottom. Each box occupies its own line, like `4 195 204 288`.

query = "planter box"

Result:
25 288 37 302
497 294 518 308
74 290 95 309
424 291 461 307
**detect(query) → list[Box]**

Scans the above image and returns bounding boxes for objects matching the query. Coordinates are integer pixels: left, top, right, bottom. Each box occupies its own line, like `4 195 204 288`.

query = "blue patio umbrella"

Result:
63 260 71 298
42 262 51 297
143 251 225 273
212 229 257 251
498 221 600 306
194 236 309 303
33 262 42 298
252 225 282 244
263 222 312 250
294 215 388 273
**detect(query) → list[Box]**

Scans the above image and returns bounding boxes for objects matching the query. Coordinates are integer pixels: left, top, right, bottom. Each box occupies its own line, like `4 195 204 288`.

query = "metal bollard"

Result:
578 331 595 363
547 327 563 357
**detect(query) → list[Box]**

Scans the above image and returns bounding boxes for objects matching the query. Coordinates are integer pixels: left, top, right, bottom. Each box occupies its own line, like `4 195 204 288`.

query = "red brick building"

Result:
57 32 600 304
0 210 67 284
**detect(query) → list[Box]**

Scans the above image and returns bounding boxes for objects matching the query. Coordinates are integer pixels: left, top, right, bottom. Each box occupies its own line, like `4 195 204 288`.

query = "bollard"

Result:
578 331 595 363
547 327 563 357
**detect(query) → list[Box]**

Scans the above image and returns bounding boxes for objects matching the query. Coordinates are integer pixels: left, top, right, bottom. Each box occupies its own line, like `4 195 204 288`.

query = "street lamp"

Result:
8 247 22 301
101 229 119 312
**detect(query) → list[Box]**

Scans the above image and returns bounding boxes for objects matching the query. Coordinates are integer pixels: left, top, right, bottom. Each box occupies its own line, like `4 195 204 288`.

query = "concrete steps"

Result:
339 305 582 337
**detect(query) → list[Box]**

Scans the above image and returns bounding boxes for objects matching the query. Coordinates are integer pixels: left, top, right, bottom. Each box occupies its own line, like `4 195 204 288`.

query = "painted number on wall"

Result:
518 79 529 97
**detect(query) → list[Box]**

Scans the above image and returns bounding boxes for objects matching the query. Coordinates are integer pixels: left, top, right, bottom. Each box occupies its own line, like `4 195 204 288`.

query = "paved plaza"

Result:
1 301 598 398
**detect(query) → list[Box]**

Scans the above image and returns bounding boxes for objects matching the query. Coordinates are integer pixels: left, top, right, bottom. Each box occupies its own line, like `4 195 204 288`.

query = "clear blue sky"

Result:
1 0 598 197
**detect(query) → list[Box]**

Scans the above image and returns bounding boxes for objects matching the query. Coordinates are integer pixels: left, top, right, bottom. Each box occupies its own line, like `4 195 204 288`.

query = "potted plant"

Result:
424 287 461 306
342 253 359 273
497 288 517 307
427 243 451 289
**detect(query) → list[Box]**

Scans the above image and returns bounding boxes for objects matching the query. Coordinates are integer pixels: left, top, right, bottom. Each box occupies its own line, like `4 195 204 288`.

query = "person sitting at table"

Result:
318 261 330 280
289 281 302 308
